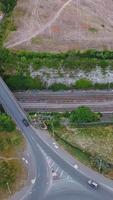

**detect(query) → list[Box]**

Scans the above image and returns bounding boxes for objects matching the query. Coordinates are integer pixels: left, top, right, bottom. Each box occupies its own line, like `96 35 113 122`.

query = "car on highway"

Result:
22 118 29 127
88 180 98 190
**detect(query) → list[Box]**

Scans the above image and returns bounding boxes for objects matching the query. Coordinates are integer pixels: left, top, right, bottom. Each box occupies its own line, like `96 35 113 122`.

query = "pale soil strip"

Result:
0 156 19 161
5 0 73 48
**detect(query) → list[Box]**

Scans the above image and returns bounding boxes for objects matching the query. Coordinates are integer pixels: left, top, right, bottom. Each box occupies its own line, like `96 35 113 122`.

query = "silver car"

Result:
88 180 98 189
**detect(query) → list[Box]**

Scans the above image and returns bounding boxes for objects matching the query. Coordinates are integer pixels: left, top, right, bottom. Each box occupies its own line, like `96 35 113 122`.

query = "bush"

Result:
74 79 93 89
1 0 17 14
4 75 45 90
70 106 100 123
0 113 15 132
48 83 69 91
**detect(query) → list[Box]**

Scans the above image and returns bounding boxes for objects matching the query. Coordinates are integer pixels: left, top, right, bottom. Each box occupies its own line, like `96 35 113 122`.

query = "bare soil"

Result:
5 0 113 51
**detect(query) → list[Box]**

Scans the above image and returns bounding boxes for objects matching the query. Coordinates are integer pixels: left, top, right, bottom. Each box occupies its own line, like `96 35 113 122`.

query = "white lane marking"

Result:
31 178 36 184
55 167 59 173
25 159 28 164
48 159 52 165
22 157 28 164
53 142 59 149
60 171 64 178
74 164 78 169
50 162 54 168
54 144 59 149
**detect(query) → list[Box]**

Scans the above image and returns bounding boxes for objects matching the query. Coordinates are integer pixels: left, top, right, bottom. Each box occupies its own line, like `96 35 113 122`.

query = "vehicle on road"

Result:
88 180 98 190
22 118 29 127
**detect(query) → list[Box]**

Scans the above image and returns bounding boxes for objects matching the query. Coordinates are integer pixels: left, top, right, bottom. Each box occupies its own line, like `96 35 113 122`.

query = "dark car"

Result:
22 118 29 127
88 180 98 190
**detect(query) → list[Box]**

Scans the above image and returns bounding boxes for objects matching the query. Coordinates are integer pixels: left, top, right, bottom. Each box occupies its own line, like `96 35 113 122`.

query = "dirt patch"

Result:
5 0 113 51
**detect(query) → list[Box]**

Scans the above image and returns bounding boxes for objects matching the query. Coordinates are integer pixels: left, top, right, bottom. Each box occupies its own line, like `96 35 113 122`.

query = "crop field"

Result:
4 0 113 51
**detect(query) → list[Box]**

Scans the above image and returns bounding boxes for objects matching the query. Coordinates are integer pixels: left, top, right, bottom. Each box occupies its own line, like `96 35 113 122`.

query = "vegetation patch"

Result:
74 79 93 89
5 75 45 90
69 106 100 123
0 113 27 199
88 27 98 33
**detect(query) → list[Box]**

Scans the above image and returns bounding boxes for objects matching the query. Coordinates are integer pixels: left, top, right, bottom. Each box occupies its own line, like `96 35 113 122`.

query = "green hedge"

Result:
4 75 45 90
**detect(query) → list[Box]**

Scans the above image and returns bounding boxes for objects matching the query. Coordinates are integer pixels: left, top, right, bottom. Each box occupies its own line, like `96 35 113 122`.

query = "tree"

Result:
0 113 15 132
70 106 100 123
1 0 17 13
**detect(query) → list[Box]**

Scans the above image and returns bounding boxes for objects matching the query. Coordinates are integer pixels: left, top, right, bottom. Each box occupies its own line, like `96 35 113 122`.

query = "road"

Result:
14 90 113 113
0 78 113 200
0 78 51 200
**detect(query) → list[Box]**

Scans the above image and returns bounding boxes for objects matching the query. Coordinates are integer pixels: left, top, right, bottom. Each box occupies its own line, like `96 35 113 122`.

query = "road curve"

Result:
0 77 51 200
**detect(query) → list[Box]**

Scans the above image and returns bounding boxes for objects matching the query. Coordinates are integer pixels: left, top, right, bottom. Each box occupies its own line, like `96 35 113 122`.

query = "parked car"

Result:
22 118 29 127
88 180 98 190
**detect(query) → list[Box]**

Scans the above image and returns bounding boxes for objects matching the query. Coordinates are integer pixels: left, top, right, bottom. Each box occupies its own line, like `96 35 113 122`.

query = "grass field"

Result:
60 126 113 163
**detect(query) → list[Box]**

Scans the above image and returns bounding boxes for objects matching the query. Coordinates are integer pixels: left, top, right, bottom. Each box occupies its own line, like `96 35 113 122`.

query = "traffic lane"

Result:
0 80 51 200
46 192 98 200
45 179 100 200
30 130 113 200
37 129 113 189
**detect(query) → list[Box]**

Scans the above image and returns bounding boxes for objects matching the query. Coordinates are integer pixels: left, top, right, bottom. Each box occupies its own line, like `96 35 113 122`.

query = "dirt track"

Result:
5 0 113 51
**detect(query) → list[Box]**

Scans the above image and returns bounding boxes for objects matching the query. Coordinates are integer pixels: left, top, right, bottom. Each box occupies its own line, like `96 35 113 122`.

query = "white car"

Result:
88 180 98 189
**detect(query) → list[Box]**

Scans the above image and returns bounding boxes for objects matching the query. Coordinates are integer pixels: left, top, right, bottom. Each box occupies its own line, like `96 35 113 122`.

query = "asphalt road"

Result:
0 78 113 200
0 78 51 200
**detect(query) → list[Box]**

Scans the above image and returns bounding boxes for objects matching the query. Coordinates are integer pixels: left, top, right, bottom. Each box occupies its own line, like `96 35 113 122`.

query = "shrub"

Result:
1 0 17 14
70 106 100 123
0 113 15 132
48 83 69 91
4 75 45 90
74 79 93 89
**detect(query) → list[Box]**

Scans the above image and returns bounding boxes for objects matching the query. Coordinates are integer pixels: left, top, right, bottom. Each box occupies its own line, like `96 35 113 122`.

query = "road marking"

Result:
25 159 28 164
60 171 64 178
55 167 59 173
31 178 36 184
50 162 54 168
48 160 53 167
48 159 52 165
74 164 78 169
